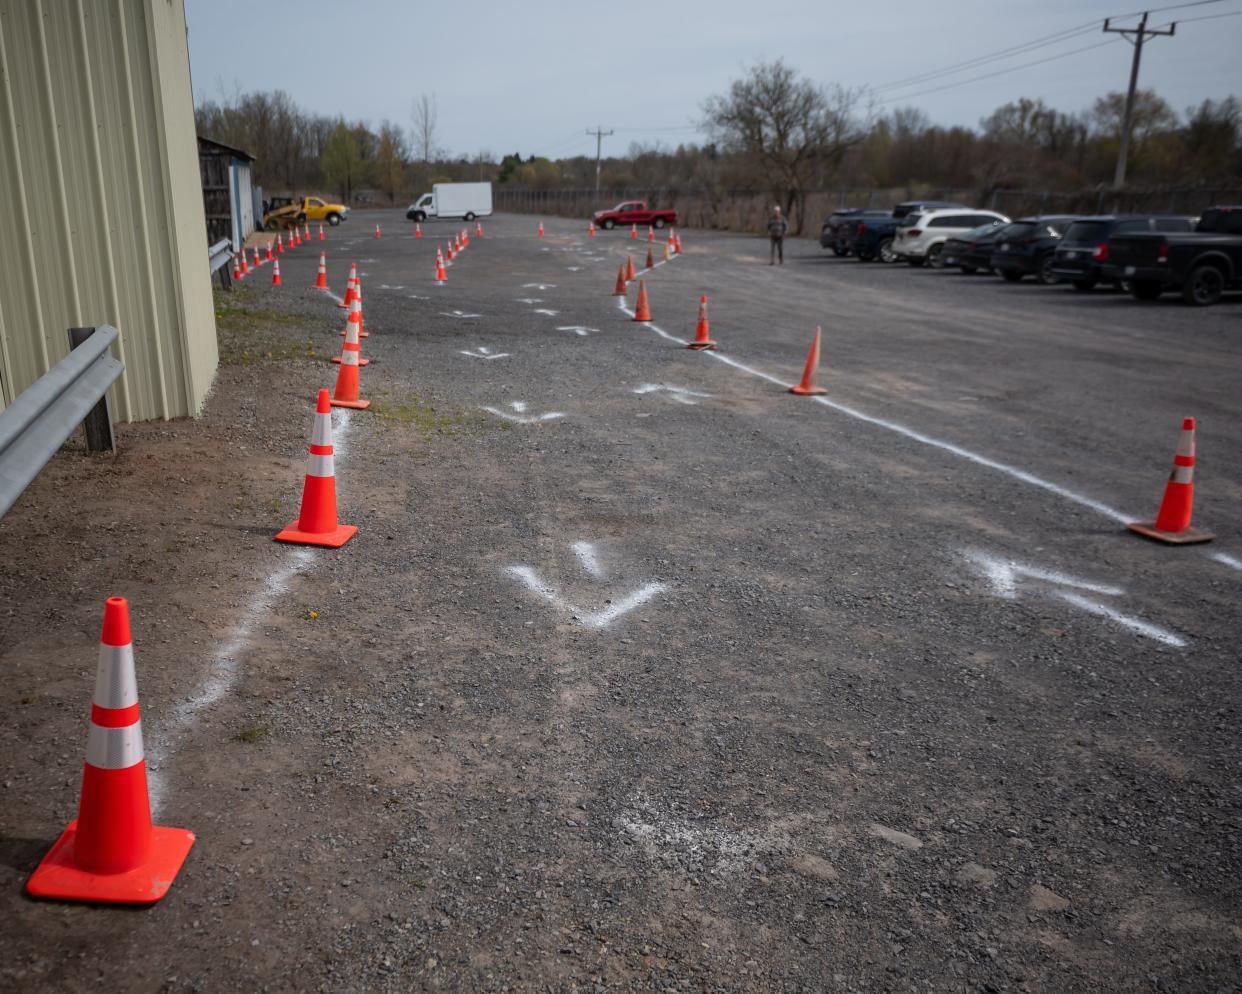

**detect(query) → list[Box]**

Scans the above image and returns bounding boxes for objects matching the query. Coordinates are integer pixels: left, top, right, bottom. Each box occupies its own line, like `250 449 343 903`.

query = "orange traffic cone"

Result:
538 222 545 237
232 254 242 281
1127 417 1213 544
272 258 282 285
314 252 328 289
319 223 325 241
276 233 284 254
647 226 655 242
253 246 262 269
292 226 300 247
633 280 652 322
265 241 274 262
375 224 381 239
276 390 360 545
789 327 827 396
234 253 245 280
612 263 628 296
668 227 676 247
340 263 358 308
675 233 683 254
476 222 483 237
630 223 637 239
435 255 448 283
588 222 596 237
663 242 672 262
686 295 717 350
447 241 455 263
333 297 371 364
415 223 423 239
339 282 370 341
645 246 655 270
626 255 636 281
25 596 195 904
304 224 311 243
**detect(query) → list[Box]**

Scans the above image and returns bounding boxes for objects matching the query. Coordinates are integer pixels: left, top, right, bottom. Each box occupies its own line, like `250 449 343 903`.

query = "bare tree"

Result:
410 92 439 163
703 60 870 234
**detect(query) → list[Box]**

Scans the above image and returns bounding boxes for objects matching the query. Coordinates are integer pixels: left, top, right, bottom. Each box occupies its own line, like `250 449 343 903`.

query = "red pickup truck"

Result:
592 200 677 230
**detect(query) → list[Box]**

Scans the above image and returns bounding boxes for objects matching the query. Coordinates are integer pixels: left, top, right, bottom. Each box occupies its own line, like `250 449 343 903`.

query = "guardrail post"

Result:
67 327 116 454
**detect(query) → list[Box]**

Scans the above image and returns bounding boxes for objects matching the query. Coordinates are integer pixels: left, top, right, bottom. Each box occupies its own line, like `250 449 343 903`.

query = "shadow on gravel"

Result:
0 833 53 874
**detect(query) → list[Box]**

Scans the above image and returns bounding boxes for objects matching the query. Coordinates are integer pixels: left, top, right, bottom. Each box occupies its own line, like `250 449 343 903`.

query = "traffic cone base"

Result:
633 280 652 322
1125 521 1213 545
332 355 370 365
789 382 827 396
275 518 358 546
686 340 716 351
26 818 195 904
328 398 371 412
612 263 628 295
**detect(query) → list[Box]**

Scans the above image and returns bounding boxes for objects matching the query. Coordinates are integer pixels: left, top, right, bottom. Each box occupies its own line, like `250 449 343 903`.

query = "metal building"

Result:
198 136 257 250
0 0 218 422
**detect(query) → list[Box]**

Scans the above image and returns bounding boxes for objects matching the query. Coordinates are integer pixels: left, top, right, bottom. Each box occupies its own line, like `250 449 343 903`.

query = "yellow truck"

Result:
263 196 350 230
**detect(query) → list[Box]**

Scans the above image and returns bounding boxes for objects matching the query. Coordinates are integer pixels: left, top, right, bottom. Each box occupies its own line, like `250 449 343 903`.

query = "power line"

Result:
1103 10 1178 189
877 37 1125 106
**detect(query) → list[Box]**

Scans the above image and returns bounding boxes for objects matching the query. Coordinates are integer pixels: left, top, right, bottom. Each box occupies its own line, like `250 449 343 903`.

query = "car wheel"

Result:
960 265 977 275
877 238 897 263
926 244 945 269
296 212 307 224
653 217 666 229
831 245 845 257
1130 280 1163 301
1036 254 1059 285
601 218 615 230
1182 264 1224 306
327 213 341 226
1000 269 1023 282
464 211 475 222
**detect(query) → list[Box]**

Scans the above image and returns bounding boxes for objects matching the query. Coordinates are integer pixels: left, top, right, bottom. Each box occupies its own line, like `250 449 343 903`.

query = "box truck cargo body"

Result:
406 182 493 222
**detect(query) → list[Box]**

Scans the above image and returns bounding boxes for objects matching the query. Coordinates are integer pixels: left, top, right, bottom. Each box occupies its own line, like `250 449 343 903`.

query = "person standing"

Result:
767 205 788 265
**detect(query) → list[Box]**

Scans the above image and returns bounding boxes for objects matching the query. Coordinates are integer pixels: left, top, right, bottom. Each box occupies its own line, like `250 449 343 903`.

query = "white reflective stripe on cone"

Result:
312 413 333 447
1176 431 1195 458
1171 465 1194 484
93 643 138 709
344 326 360 346
86 719 144 770
307 453 335 478
340 349 359 366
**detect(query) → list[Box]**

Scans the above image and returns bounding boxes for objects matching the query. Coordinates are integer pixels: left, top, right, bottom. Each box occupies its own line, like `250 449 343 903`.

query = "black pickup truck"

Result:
1103 206 1242 305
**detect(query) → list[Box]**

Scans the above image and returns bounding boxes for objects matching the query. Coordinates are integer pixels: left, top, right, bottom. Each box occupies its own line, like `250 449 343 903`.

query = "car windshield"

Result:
898 213 923 228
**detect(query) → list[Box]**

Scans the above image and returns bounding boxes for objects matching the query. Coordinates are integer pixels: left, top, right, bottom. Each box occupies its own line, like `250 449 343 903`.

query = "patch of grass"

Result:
371 392 484 440
213 287 326 365
234 724 269 744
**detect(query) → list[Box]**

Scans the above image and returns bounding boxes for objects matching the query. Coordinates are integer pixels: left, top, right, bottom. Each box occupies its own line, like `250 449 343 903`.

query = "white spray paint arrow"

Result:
481 400 565 424
533 308 560 316
441 309 482 318
632 383 713 406
460 346 510 360
556 325 596 337
522 283 556 289
964 550 1186 648
515 297 543 304
506 540 666 629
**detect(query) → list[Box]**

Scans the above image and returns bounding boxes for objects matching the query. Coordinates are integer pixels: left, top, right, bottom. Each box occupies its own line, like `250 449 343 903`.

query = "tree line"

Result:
195 64 1241 233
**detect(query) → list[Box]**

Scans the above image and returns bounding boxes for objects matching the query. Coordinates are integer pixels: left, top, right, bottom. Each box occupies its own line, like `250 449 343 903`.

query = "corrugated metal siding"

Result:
0 0 217 421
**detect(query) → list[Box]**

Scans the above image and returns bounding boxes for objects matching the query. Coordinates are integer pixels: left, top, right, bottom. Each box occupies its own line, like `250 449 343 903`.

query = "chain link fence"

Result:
494 185 1242 235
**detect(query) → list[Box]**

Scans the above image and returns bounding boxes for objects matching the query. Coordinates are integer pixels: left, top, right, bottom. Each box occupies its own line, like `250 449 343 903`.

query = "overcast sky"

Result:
186 0 1242 159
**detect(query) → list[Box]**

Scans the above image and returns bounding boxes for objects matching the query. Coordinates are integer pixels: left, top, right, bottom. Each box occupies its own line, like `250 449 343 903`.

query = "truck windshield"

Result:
419 195 432 207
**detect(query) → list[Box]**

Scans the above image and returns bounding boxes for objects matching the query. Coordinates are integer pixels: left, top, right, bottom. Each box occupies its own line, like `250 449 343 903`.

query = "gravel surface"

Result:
1 210 1239 993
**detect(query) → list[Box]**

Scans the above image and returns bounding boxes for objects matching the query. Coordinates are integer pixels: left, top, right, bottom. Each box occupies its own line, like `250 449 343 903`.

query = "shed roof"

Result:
197 135 256 162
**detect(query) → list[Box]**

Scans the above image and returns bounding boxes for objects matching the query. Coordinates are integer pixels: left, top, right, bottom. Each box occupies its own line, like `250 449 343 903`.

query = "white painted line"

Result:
572 540 605 578
1055 591 1188 649
515 298 543 304
482 401 565 424
460 346 510 360
148 409 355 814
633 383 713 406
964 550 1123 600
504 566 666 629
567 266 582 272
440 310 482 318
533 308 560 316
325 289 345 306
556 325 595 337
523 283 557 289
1210 552 1242 572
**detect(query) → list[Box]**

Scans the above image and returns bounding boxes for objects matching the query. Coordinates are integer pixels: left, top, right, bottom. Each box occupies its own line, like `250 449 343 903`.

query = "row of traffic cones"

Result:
229 222 331 282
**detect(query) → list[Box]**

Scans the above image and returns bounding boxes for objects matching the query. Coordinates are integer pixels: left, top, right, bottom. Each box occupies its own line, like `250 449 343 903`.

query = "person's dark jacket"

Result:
767 216 788 238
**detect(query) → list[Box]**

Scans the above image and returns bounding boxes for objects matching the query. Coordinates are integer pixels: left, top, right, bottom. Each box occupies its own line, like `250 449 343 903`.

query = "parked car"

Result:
989 216 1077 283
592 200 677 230
892 200 967 220
1103 205 1242 305
893 208 1009 267
941 221 1011 273
851 215 901 262
821 208 889 255
1051 215 1198 290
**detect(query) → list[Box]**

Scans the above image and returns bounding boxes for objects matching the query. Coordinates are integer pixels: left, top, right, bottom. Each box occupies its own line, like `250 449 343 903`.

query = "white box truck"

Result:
406 182 493 222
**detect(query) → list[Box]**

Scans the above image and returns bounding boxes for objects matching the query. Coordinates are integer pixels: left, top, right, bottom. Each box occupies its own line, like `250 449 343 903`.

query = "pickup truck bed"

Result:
1104 207 1242 306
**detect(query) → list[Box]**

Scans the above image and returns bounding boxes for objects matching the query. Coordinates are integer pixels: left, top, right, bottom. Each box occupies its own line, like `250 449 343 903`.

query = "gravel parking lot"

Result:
2 210 1239 994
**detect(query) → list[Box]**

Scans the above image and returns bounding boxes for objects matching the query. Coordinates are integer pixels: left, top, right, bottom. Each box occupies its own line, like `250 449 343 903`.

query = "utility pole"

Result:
586 126 613 207
1103 12 1176 190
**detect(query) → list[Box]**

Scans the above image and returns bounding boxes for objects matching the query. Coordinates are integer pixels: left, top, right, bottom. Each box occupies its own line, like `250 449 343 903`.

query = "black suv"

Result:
990 216 1077 284
820 208 889 255
1051 215 1197 290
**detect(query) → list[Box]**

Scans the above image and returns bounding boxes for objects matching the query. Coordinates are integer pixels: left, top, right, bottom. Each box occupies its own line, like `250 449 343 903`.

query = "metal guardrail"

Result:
208 238 232 274
0 325 123 518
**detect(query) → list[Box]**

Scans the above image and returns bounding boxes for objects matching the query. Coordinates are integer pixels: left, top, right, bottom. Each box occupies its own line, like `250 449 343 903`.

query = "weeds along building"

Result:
0 0 217 421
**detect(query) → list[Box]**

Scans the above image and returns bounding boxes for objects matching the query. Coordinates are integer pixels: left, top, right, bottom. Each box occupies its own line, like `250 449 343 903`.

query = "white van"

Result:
406 182 493 223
